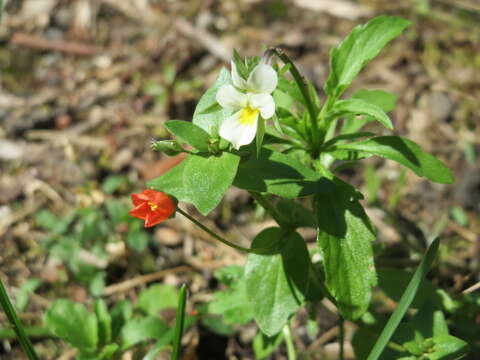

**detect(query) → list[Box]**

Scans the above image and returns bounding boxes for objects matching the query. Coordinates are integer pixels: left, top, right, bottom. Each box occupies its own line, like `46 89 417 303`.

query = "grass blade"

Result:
171 284 187 360
0 278 39 360
366 237 440 360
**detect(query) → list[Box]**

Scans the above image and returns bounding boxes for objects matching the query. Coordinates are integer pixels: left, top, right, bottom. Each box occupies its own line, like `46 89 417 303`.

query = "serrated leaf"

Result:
332 136 454 184
148 152 240 215
45 299 98 353
121 316 170 350
233 148 334 198
192 68 232 136
245 227 310 336
165 120 211 152
328 99 393 129
314 179 377 320
325 15 410 99
138 284 179 316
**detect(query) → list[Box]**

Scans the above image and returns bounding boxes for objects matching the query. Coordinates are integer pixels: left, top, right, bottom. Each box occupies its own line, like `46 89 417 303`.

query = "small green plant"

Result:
0 14 471 360
130 15 467 359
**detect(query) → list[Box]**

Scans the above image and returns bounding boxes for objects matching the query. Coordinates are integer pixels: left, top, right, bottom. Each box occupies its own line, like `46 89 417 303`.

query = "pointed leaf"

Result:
95 299 112 347
165 120 211 152
333 136 454 184
328 99 393 129
325 15 410 98
192 68 232 136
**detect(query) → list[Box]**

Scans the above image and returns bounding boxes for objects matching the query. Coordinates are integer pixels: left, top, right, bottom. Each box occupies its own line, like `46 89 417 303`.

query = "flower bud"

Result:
150 139 183 156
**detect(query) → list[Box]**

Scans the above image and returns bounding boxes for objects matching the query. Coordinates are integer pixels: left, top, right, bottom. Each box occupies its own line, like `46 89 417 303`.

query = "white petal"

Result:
231 61 248 90
219 110 258 150
216 84 247 109
247 63 278 94
250 93 275 119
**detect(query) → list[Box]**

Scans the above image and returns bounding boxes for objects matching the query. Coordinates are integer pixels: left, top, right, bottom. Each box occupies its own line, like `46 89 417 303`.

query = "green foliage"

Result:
314 178 377 320
253 331 284 359
165 120 211 152
121 317 171 350
45 300 98 354
192 68 232 136
245 228 310 336
328 98 393 130
138 284 179 315
325 15 410 99
36 200 152 294
16 279 42 312
329 136 454 184
208 266 254 325
28 15 466 360
148 152 240 215
233 148 333 198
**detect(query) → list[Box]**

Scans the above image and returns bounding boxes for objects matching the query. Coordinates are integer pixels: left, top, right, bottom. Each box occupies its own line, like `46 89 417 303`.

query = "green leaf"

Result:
245 228 310 336
352 89 397 113
328 99 393 129
253 332 285 359
256 117 266 158
171 284 187 360
110 300 133 340
94 299 112 347
314 179 377 320
276 198 317 228
98 344 119 360
233 148 334 198
366 238 440 360
16 278 42 311
45 299 98 353
428 335 469 360
148 152 240 215
332 136 454 184
192 68 232 136
165 120 211 152
121 316 170 350
325 15 410 99
138 284 179 316
209 267 254 325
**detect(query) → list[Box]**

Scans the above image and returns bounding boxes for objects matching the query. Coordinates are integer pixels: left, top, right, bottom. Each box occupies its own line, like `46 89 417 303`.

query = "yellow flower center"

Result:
147 201 158 211
239 106 259 125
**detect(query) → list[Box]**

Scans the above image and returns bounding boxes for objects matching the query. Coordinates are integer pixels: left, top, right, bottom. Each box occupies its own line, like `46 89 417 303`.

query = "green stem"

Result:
177 208 270 254
0 279 39 360
283 324 297 360
249 192 290 228
339 316 345 360
272 49 320 152
0 326 51 339
171 284 187 360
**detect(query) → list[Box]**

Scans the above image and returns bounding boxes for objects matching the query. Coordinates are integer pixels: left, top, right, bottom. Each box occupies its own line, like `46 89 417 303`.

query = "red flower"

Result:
129 189 176 227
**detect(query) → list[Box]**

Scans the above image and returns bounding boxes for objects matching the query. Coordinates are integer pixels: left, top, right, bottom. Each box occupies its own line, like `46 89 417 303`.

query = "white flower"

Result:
216 61 278 149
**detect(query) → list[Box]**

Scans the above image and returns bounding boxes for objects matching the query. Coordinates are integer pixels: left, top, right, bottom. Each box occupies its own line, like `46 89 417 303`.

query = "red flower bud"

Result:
129 189 176 227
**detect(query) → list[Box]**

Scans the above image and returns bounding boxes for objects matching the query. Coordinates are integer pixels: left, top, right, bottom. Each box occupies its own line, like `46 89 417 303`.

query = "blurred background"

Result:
0 0 479 359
